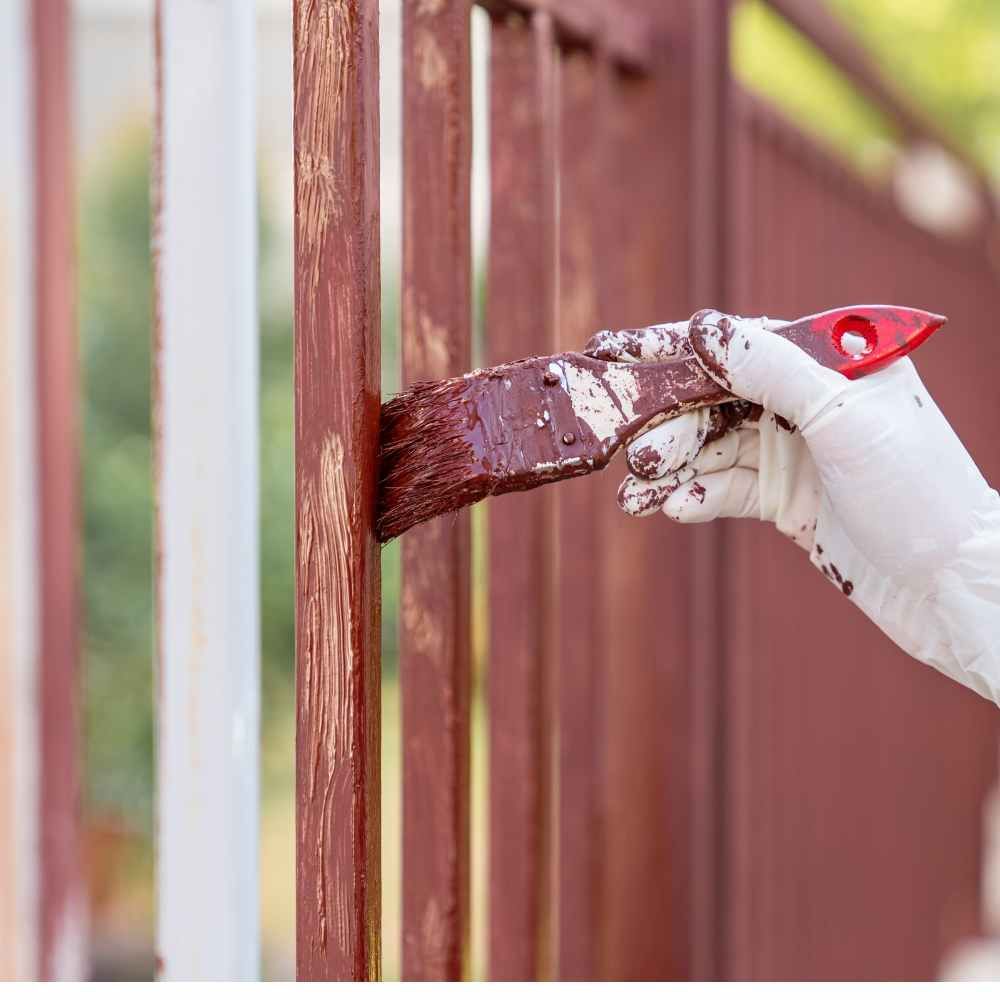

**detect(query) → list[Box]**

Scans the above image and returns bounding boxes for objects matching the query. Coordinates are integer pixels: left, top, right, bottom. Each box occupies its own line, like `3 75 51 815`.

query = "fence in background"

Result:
0 0 85 980
153 0 259 980
1 0 999 983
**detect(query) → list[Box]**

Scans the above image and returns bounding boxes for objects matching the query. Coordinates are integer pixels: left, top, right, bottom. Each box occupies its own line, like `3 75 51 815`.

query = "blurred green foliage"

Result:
735 0 1000 177
80 129 157 820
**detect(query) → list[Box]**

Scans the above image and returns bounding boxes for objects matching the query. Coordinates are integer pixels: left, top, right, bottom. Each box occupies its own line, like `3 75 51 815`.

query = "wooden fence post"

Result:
293 0 382 981
689 0 732 980
487 10 559 981
555 44 605 982
153 0 260 980
33 0 86 980
401 0 472 981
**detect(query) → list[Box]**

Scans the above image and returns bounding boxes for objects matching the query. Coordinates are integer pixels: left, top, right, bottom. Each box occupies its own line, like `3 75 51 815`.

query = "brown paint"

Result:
33 0 83 980
554 44 605 980
592 21 679 978
293 0 381 981
377 300 914 541
400 0 472 982
688 0 731 980
718 70 1000 980
486 11 557 981
377 350 730 542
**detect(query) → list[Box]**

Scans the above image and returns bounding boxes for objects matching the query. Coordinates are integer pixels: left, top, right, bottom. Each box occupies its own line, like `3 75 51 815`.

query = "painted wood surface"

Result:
400 0 472 982
33 0 86 980
688 0 732 981
153 0 260 980
554 45 605 981
720 90 1000 980
293 0 382 982
592 31 680 980
487 10 558 981
0 0 40 979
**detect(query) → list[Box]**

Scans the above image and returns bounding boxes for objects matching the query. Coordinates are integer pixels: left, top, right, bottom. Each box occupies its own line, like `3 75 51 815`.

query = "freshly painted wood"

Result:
720 89 1000 981
0 0 40 979
487 10 558 981
555 46 605 982
593 39 678 981
475 0 653 72
400 0 472 982
293 0 382 981
153 0 260 980
32 0 86 981
689 0 731 980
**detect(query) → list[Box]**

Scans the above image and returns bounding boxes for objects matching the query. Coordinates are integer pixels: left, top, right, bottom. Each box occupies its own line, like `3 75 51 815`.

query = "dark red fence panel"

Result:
33 0 85 979
555 44 606 982
400 0 473 981
293 0 382 981
285 0 999 982
592 41 682 984
721 92 1000 979
486 10 558 980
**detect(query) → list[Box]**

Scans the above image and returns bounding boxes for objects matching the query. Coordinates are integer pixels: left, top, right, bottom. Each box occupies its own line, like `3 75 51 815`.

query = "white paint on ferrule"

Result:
533 456 590 474
557 360 641 443
156 0 259 981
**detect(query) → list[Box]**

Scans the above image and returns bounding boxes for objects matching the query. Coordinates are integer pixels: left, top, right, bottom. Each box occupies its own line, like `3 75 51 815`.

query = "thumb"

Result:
689 310 849 431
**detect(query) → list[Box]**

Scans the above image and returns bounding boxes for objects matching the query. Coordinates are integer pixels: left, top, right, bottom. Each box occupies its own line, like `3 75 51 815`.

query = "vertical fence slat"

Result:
689 0 732 980
594 48 677 982
153 0 259 980
293 0 382 981
487 10 558 981
555 47 605 982
400 0 472 981
32 0 86 980
0 0 40 979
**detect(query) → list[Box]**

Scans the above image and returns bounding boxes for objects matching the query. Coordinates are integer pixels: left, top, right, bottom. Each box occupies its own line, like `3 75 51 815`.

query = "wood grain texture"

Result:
486 10 558 981
688 0 731 980
293 0 382 981
554 46 605 982
718 90 1000 982
592 39 679 981
33 0 86 980
400 0 472 982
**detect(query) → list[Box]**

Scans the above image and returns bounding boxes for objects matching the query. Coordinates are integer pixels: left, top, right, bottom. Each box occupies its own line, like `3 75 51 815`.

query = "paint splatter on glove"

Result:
585 311 1000 705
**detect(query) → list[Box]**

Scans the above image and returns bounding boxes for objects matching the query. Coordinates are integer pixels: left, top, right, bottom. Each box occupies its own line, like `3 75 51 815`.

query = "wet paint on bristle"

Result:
376 350 728 542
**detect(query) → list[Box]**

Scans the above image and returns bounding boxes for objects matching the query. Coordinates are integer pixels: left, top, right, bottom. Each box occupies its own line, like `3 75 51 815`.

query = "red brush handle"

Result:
773 304 947 380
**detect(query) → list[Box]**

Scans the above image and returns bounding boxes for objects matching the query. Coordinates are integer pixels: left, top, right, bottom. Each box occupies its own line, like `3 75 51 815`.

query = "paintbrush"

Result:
377 305 946 542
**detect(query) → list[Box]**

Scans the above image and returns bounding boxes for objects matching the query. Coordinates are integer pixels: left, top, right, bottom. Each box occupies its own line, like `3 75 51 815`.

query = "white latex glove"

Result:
585 311 1000 705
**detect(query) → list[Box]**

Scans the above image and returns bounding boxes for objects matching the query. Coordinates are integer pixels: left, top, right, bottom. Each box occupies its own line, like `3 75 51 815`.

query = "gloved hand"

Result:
586 311 1000 705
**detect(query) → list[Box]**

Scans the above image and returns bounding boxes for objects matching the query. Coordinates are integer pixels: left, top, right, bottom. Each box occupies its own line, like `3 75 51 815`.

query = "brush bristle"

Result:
377 375 488 542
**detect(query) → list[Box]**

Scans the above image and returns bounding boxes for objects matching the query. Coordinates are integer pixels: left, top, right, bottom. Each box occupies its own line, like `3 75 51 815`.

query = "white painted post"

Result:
0 0 40 979
154 0 260 980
